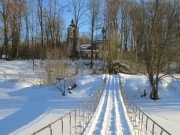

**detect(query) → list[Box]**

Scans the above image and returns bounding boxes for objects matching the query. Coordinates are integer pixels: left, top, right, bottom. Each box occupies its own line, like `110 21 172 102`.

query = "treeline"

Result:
0 0 179 63
100 0 179 63
88 0 179 100
0 0 66 60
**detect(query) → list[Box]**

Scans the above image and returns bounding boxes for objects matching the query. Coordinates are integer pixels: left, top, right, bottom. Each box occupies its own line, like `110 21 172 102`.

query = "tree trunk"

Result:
150 87 159 100
90 20 94 69
0 44 4 59
11 29 20 59
72 28 77 60
4 24 9 59
149 76 159 100
25 16 30 59
38 0 44 60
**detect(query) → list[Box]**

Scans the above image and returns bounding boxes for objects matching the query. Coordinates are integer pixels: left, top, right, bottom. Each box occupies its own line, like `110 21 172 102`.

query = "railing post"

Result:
138 109 140 134
49 125 52 135
146 117 148 134
152 122 155 135
61 118 63 135
139 114 143 135
87 103 90 122
129 102 132 123
83 107 85 128
160 129 163 135
75 110 76 135
85 107 87 126
79 107 81 133
132 105 134 129
88 105 90 122
69 113 71 135
135 106 138 131
133 105 136 130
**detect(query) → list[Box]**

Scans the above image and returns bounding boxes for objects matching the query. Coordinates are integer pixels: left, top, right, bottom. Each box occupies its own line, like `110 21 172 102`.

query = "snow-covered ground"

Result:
0 60 180 135
0 60 103 135
120 73 180 135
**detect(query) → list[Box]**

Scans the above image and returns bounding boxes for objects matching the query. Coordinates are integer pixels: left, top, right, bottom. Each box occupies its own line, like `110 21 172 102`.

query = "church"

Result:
67 19 79 58
67 20 107 59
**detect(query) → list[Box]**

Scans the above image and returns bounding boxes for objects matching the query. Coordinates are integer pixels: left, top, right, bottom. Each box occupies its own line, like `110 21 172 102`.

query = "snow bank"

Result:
0 60 104 135
120 73 180 135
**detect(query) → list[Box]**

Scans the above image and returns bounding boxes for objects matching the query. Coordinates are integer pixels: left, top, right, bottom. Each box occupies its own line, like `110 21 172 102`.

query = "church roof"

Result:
69 19 76 27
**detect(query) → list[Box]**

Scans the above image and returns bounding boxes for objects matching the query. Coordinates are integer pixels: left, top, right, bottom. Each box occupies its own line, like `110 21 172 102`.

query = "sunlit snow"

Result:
0 60 179 135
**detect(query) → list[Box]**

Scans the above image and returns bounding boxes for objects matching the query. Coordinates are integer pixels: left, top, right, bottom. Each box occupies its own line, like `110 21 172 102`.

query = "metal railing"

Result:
118 75 171 135
32 76 107 135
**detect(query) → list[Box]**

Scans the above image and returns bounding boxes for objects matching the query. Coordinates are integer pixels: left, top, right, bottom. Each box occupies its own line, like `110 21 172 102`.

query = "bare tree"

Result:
43 0 65 59
22 0 30 59
120 0 132 52
38 0 45 59
8 0 25 59
87 0 101 69
27 0 39 68
0 0 66 61
69 0 87 27
0 0 10 59
130 0 180 100
68 0 88 59
105 0 121 72
46 61 69 96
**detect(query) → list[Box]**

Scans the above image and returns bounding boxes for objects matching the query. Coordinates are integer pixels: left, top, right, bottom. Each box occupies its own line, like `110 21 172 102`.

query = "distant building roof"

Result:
79 44 91 50
80 49 99 52
80 44 91 47
69 19 76 27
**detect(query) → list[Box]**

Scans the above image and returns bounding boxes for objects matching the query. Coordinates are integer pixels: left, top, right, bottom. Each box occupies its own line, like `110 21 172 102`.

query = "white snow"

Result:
84 75 134 135
0 60 103 135
84 75 109 135
120 73 180 135
0 60 180 135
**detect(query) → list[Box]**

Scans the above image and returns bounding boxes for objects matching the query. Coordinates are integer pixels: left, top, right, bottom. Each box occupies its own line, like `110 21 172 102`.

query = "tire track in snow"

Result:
85 75 133 135
93 75 112 135
86 75 111 135
101 75 113 135
110 76 116 134
114 75 123 134
115 75 132 135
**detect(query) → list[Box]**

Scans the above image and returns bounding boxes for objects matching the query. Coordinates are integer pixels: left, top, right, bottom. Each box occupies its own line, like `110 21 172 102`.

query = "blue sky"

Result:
64 13 89 34
61 0 89 34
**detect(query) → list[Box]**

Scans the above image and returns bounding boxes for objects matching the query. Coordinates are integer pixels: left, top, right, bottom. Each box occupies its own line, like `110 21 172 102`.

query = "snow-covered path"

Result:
85 75 133 135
